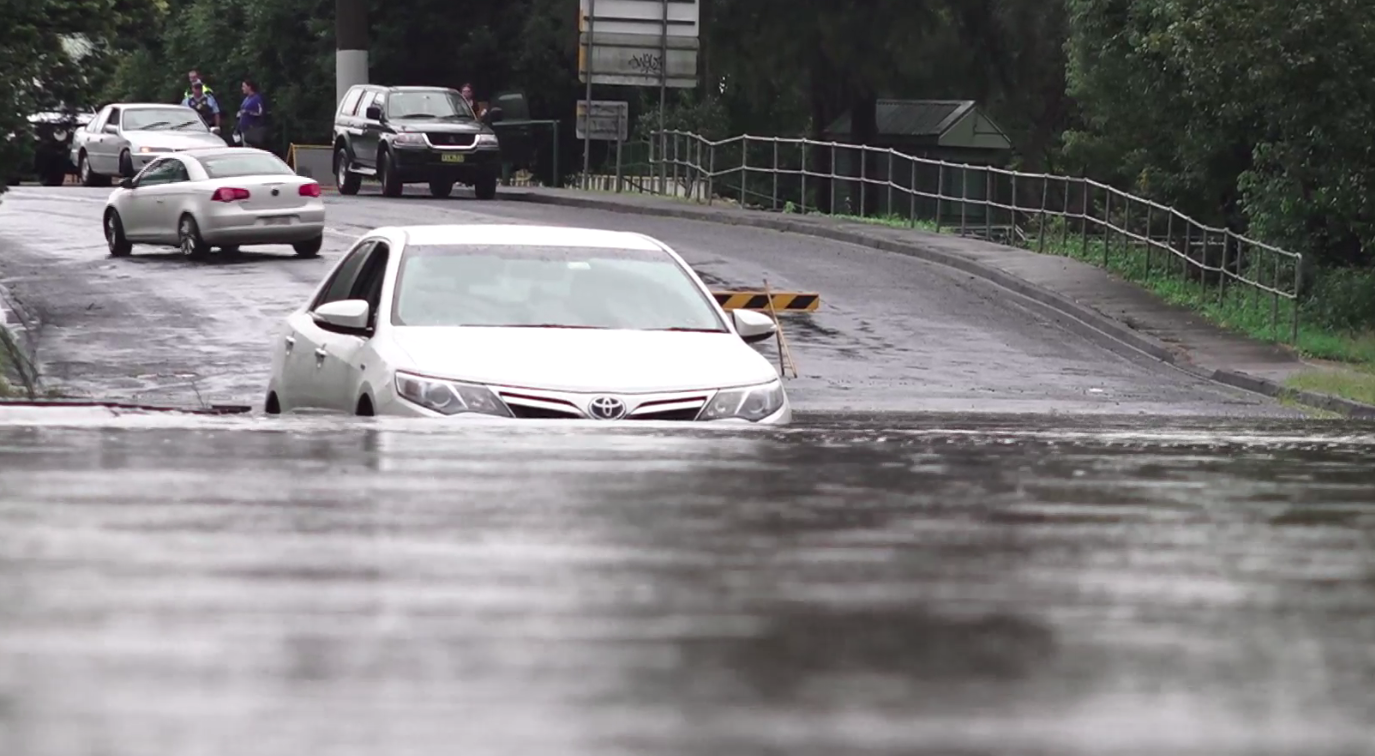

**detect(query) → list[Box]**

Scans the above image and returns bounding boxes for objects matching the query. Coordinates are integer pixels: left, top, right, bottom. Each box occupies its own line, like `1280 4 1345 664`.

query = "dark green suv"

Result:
332 85 504 199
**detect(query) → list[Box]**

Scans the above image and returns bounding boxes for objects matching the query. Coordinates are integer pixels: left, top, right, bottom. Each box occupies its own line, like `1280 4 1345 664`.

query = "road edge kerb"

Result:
0 280 42 397
498 188 1375 419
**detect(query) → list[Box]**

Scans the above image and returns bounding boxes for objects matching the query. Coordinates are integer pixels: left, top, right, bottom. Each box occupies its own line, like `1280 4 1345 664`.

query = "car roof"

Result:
177 147 279 159
109 103 196 110
393 224 667 251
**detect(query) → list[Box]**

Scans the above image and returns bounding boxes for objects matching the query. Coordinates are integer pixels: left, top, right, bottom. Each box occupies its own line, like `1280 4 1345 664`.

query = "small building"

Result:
820 99 1012 221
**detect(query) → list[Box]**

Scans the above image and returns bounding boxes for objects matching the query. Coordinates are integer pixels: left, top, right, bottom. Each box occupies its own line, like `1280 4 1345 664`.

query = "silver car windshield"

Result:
199 152 295 179
122 108 206 131
391 244 727 332
386 91 475 120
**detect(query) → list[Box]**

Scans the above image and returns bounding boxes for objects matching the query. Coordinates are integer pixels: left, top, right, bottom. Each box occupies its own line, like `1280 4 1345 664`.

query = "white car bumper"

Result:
199 201 326 245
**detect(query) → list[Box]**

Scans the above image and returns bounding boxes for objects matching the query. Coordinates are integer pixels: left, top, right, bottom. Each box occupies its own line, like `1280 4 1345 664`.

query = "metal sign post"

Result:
658 0 668 194
581 0 596 190
615 107 624 192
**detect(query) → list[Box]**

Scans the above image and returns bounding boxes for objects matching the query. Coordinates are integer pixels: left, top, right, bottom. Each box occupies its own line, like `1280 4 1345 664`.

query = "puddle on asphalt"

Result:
1 405 1373 755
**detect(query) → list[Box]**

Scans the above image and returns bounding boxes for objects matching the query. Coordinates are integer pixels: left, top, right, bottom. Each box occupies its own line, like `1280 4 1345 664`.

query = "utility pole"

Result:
581 0 596 189
658 0 668 194
336 0 368 106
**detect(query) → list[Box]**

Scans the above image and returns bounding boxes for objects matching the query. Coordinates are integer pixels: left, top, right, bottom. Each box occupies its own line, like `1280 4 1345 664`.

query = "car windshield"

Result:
392 244 728 331
199 152 295 179
386 91 475 120
122 108 206 131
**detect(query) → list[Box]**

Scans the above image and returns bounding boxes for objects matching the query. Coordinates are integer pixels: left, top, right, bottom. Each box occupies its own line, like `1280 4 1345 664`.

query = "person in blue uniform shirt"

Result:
236 79 269 151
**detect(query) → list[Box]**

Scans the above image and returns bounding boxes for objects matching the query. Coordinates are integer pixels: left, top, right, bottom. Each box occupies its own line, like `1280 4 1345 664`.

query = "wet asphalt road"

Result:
1 410 1374 755
0 185 1294 416
4 186 1367 755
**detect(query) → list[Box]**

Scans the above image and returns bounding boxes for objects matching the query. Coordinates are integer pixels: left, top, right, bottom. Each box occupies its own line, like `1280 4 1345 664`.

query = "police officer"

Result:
184 69 213 101
182 81 222 133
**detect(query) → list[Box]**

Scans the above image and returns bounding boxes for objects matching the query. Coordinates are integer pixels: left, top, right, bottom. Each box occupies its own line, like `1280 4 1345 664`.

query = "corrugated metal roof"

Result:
824 99 976 137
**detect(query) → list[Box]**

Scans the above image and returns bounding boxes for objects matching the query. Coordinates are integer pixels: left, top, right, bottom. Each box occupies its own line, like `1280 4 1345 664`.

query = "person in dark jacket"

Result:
235 79 269 150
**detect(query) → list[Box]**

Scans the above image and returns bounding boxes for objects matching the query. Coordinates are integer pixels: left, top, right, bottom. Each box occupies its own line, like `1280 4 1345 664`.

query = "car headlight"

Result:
698 380 786 422
138 146 171 153
475 133 498 146
394 371 511 417
393 132 426 146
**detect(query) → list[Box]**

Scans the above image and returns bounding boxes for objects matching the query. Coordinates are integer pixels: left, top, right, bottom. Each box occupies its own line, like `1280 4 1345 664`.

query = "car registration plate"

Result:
441 153 465 163
262 216 292 226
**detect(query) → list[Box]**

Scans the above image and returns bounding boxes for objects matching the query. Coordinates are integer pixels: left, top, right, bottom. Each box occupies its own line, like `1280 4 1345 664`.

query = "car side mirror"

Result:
313 299 371 335
365 105 383 121
484 106 503 124
119 177 134 189
103 124 119 134
732 309 777 344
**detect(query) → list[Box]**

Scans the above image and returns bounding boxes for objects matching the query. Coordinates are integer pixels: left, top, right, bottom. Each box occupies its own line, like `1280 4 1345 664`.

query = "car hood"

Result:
388 327 779 394
391 118 489 135
124 131 225 149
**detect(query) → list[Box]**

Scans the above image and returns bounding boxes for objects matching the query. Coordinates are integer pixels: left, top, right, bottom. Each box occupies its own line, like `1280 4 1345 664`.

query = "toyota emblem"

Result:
588 396 627 420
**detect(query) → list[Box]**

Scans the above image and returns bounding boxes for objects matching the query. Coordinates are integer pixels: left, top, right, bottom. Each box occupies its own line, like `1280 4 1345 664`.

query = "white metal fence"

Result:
586 129 1304 344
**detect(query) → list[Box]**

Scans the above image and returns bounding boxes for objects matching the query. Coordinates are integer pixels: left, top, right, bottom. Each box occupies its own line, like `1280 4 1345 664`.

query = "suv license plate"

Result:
441 153 465 163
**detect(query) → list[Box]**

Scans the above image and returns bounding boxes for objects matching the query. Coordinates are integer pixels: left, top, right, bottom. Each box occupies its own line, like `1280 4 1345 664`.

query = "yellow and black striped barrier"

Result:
712 291 820 312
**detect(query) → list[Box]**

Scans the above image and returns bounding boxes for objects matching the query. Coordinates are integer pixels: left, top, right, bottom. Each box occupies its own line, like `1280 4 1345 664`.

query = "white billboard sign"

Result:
578 0 699 89
578 0 699 38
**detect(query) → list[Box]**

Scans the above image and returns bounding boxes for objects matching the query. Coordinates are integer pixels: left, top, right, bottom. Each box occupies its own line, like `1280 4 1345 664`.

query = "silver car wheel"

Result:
179 218 196 256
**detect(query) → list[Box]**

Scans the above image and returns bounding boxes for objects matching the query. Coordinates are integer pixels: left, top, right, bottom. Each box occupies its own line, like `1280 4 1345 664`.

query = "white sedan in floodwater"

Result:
264 224 792 424
102 147 326 259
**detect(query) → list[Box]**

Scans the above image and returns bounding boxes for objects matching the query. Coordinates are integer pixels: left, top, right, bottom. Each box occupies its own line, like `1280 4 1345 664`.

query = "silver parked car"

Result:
103 148 327 260
72 103 227 187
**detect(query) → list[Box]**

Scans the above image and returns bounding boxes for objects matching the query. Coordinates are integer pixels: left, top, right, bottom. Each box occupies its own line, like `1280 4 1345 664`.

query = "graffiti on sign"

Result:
627 53 663 73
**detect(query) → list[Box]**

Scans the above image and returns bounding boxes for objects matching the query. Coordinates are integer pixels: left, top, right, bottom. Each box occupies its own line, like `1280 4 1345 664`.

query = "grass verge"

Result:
0 324 36 399
1285 365 1375 407
801 209 1375 371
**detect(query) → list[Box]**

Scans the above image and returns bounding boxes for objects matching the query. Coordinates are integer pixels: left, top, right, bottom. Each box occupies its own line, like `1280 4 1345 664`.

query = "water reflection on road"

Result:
0 410 1373 755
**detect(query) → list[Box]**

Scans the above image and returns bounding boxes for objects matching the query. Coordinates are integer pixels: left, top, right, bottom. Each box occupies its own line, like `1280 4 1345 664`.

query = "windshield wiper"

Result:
137 121 174 130
649 327 727 333
495 324 609 329
392 113 438 119
170 121 204 130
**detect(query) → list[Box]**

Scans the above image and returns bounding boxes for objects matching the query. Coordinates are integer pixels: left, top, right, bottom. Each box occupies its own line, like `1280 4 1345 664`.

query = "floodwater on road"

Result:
1 409 1373 755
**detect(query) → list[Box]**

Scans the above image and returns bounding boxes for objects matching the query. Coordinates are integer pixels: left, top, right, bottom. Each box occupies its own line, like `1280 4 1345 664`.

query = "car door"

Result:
316 242 391 412
89 107 120 173
283 240 376 410
144 159 193 244
120 159 176 240
354 91 382 167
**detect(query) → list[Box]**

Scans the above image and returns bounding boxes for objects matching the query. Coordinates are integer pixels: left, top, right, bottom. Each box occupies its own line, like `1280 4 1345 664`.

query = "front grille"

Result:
427 133 476 147
501 391 584 419
628 408 702 421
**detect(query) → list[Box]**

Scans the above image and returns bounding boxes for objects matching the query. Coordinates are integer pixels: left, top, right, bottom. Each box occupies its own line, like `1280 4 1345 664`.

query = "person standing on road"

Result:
460 83 486 119
182 81 222 134
236 80 269 151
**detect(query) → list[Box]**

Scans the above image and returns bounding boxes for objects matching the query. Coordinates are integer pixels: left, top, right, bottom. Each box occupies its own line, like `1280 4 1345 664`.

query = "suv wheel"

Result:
378 150 403 197
473 171 498 200
334 148 361 195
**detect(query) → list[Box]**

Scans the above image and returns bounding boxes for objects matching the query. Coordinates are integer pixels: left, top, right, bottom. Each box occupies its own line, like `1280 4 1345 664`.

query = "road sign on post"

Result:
578 0 699 87
576 100 629 141
578 0 698 192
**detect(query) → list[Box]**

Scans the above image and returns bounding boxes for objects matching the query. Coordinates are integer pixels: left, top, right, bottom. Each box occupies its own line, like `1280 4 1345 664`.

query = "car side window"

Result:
105 107 121 131
165 161 190 183
313 241 376 310
347 244 391 329
357 91 376 117
133 159 173 186
339 87 363 117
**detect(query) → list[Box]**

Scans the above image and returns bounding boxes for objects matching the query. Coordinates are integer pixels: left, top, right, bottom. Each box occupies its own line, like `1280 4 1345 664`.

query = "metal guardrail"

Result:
585 130 1303 344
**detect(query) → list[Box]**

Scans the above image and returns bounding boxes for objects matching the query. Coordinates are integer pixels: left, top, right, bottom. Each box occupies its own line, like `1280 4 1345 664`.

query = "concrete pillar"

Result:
336 0 368 105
